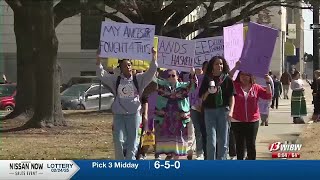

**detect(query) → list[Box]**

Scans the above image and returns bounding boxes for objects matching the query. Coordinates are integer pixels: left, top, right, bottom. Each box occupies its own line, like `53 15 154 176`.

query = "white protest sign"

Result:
157 36 195 72
194 36 224 68
99 21 155 61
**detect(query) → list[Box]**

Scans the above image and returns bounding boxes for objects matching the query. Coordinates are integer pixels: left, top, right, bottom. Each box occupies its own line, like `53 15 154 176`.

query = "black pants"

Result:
271 96 279 109
314 95 320 115
231 121 259 160
228 128 237 157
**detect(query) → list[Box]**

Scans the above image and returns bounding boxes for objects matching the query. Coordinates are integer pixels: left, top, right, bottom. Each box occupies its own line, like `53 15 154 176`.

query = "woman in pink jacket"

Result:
231 69 272 160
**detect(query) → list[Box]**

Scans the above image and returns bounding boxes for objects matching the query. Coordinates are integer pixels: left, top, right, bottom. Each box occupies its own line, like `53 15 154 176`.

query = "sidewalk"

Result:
144 81 313 160
256 81 313 159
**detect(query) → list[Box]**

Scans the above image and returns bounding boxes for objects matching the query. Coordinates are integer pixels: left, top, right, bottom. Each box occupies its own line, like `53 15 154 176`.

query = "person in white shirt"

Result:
290 71 307 124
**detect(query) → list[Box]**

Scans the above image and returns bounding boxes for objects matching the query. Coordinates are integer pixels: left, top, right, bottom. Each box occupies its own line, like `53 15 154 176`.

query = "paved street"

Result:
144 81 313 160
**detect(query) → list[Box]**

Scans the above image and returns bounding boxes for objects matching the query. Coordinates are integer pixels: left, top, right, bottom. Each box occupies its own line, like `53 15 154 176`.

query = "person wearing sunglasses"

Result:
154 68 197 160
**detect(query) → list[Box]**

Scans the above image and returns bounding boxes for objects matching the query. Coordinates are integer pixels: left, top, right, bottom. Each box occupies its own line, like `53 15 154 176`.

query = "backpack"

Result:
116 75 139 95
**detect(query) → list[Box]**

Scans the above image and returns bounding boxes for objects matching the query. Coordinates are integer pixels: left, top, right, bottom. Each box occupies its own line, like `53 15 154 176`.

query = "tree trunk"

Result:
23 1 65 128
3 5 36 120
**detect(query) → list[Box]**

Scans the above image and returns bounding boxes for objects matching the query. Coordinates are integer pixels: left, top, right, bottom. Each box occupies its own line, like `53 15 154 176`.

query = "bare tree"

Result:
3 0 307 129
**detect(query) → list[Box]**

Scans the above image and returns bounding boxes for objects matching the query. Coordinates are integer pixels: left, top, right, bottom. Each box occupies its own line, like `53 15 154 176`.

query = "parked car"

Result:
60 76 101 92
61 83 114 110
0 83 16 111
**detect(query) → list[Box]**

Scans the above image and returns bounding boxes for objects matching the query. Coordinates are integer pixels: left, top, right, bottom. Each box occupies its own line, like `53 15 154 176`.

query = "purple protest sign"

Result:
147 92 157 130
239 22 278 78
223 24 244 70
183 74 204 106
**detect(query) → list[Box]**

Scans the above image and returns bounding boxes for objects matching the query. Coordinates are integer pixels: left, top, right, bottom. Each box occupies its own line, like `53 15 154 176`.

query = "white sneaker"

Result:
229 156 236 160
195 154 204 160
140 155 147 160
155 155 161 160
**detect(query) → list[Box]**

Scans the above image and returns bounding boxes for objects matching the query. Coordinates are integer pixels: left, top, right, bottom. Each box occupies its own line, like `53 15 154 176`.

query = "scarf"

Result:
212 73 228 107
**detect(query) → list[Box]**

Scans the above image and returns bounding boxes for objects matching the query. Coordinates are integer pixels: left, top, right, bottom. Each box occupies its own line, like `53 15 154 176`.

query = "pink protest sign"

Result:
223 24 244 70
183 74 204 106
147 92 157 130
239 22 278 78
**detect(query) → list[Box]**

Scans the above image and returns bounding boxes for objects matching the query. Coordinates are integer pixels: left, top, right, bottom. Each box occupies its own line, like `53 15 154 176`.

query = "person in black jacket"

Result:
307 70 320 121
271 75 282 109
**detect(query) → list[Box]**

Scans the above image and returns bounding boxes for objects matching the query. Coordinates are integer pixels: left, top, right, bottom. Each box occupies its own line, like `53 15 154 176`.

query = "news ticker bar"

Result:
0 160 320 179
271 152 301 159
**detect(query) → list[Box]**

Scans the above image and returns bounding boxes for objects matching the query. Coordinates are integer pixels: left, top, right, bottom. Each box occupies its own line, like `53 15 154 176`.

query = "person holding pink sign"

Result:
230 62 272 160
198 56 235 160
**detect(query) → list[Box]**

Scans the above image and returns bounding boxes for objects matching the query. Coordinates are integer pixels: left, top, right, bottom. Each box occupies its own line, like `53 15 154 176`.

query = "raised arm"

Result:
189 68 198 92
257 75 272 100
229 61 240 78
136 49 158 90
96 52 116 89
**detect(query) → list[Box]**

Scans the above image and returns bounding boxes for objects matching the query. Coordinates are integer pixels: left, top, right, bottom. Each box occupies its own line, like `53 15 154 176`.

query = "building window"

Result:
81 9 104 50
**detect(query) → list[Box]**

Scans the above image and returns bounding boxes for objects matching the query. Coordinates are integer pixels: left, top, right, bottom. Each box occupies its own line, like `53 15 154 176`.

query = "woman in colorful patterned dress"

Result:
154 68 197 160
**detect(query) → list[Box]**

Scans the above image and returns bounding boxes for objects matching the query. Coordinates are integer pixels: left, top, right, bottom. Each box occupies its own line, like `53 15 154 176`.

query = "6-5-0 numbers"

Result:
154 161 180 169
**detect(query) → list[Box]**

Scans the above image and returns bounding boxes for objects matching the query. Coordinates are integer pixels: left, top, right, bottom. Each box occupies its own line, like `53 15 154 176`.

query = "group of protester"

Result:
96 48 309 160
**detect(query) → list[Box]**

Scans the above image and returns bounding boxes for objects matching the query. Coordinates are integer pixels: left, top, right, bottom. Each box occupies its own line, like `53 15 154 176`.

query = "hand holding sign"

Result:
190 67 195 76
235 61 241 69
152 47 157 62
265 74 272 83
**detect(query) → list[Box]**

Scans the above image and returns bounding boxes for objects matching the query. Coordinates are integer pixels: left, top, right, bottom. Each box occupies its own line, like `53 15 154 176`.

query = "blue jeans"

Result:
190 109 206 156
113 113 141 160
204 107 229 160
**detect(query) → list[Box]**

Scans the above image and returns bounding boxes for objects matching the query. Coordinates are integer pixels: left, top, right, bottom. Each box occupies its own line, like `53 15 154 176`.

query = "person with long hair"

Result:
96 49 158 160
230 62 272 160
291 71 307 124
154 68 197 160
198 56 235 160
189 61 208 160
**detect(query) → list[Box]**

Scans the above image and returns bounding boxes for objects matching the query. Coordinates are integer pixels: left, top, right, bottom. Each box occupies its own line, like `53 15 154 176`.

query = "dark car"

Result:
0 83 16 111
61 83 114 110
